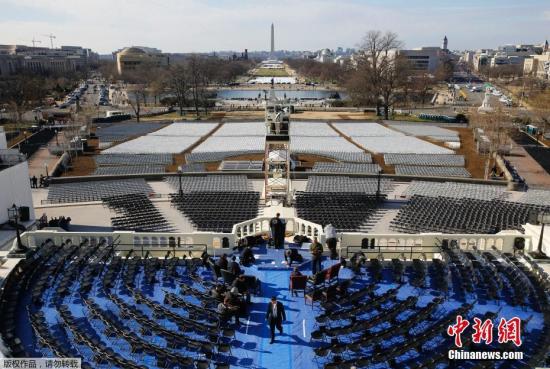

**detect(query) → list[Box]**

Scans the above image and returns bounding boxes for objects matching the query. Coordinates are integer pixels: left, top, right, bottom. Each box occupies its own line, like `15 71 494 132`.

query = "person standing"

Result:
269 213 284 249
310 237 323 274
325 224 338 260
266 296 286 344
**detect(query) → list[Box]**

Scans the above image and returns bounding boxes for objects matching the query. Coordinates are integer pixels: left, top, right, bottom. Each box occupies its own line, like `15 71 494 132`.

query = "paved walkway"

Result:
505 145 550 189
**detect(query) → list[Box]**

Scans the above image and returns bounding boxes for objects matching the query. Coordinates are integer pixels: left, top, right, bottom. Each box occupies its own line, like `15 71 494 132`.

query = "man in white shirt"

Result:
325 224 338 260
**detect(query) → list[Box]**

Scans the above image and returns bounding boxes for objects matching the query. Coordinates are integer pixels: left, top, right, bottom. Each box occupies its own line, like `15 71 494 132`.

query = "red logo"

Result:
447 316 522 347
447 315 470 348
497 317 522 347
472 318 493 345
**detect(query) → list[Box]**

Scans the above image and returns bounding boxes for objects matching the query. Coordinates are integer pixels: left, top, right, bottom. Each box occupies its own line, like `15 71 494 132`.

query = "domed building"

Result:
115 46 169 75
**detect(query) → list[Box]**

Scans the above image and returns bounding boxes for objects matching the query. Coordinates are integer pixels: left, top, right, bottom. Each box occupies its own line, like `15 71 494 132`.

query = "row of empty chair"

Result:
350 136 454 154
218 161 263 171
391 195 550 234
395 165 471 178
516 189 550 206
311 162 381 174
296 150 373 163
306 176 394 194
313 248 549 369
179 163 207 172
93 165 166 176
386 123 460 142
212 122 265 136
186 151 263 163
170 191 260 232
405 181 509 201
295 192 385 231
290 136 365 156
47 179 153 203
95 122 167 143
103 193 174 232
384 153 465 167
95 154 173 166
1 240 236 369
165 175 251 193
290 122 339 136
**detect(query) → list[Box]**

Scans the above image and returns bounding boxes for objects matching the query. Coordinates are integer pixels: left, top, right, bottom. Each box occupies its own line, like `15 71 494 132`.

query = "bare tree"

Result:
122 65 155 122
0 74 45 124
434 58 455 82
470 109 513 179
168 64 190 116
411 72 434 107
187 55 210 117
350 30 405 119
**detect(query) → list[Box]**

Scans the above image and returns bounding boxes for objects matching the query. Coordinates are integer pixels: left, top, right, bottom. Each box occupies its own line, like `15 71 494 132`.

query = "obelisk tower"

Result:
270 23 275 58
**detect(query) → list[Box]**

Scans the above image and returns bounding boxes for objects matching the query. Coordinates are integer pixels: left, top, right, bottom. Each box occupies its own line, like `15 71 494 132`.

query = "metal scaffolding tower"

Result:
264 84 292 206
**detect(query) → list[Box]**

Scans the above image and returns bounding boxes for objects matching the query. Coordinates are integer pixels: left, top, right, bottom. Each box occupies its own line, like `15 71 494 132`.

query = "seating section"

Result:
384 153 465 167
386 122 460 142
170 191 260 232
219 161 263 171
313 248 549 369
95 122 167 145
295 192 385 231
395 165 471 178
93 165 166 175
391 195 550 234
95 154 173 166
212 122 265 136
296 151 373 163
306 176 394 194
311 162 381 174
351 136 454 154
1 238 549 369
186 133 265 163
165 175 250 193
332 122 404 137
47 179 153 203
516 189 550 206
290 136 366 158
290 122 339 136
0 240 241 369
103 193 174 232
186 151 263 163
103 122 217 154
405 181 509 200
179 163 207 172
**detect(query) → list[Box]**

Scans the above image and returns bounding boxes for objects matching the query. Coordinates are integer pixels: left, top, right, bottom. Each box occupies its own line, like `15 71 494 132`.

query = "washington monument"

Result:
270 23 275 56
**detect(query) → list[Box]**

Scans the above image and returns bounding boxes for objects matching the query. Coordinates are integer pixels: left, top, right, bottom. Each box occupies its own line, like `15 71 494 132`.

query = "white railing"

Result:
339 232 532 258
231 216 325 242
14 230 237 254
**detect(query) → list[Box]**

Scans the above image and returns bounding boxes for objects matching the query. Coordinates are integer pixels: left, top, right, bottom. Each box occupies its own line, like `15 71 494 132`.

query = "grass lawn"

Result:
252 68 290 77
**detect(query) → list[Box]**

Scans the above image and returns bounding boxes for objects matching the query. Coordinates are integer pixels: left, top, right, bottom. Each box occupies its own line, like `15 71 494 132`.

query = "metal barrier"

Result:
340 244 442 260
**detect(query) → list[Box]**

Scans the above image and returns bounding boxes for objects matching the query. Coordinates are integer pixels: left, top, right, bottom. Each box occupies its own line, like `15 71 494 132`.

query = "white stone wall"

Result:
0 161 35 224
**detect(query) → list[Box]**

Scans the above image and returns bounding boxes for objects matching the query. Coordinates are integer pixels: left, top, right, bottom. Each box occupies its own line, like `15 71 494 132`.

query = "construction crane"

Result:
31 38 42 48
43 33 56 49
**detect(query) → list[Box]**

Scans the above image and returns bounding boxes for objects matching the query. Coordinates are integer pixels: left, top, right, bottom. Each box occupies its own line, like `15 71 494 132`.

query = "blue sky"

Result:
0 0 548 53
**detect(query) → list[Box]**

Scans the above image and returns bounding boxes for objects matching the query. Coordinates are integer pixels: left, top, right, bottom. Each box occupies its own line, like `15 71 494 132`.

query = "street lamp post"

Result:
8 204 26 253
178 168 183 197
376 170 382 201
